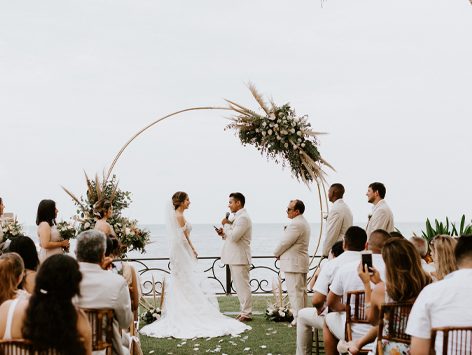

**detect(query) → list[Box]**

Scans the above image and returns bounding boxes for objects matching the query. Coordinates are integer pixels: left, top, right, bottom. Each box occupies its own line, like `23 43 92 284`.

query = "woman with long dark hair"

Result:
36 199 69 263
8 236 40 293
0 254 91 354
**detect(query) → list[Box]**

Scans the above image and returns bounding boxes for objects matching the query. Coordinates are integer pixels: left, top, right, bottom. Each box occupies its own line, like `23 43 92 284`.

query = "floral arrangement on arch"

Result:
225 83 334 186
62 172 151 257
265 276 294 323
0 218 24 242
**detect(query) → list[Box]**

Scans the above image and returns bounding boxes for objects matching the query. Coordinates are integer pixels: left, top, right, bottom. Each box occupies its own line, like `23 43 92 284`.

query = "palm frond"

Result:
110 180 119 203
62 186 85 208
246 82 271 116
84 170 95 201
301 130 328 136
95 174 102 201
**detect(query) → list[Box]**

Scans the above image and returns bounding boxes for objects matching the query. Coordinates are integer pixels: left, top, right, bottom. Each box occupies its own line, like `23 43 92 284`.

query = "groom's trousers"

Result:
285 272 308 323
229 264 252 318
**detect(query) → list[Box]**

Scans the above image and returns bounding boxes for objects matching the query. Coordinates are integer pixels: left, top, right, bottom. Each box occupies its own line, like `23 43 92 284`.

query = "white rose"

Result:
291 122 296 127
268 129 273 135
153 313 159 318
262 131 266 136
298 138 302 142
279 311 285 317
277 119 281 123
274 124 278 128
125 228 131 235
297 131 302 136
301 143 306 147
277 136 281 140
284 143 289 148
84 222 91 229
269 123 274 127
262 122 267 127
291 128 295 133
294 117 299 122
12 231 17 236
269 113 276 120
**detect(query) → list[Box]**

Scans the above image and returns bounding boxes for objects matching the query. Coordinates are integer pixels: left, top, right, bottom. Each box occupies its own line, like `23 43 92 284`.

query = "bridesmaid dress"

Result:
38 223 63 264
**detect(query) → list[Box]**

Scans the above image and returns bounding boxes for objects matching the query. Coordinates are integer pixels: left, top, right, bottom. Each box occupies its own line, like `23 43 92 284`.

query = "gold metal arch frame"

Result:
106 105 330 281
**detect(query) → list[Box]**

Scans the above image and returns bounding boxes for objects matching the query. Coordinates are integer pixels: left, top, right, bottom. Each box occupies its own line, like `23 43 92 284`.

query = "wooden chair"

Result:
376 303 413 354
81 308 114 355
312 328 324 355
345 291 370 355
0 339 64 354
431 327 472 355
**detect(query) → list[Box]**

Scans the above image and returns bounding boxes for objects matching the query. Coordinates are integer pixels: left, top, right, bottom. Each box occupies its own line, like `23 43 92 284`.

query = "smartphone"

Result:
111 260 123 275
361 250 373 275
213 226 219 231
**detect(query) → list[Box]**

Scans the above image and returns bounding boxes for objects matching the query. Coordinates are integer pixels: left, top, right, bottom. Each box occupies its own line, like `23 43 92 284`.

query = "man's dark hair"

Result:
330 184 345 199
455 235 472 267
369 182 386 199
390 231 404 239
344 226 367 251
229 192 245 207
331 241 344 258
291 200 305 214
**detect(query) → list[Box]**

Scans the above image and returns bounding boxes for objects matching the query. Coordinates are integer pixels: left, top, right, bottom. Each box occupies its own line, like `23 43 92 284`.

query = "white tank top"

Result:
3 298 20 340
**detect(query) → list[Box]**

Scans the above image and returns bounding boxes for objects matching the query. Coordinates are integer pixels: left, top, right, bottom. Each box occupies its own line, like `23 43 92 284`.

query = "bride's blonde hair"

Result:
172 191 188 210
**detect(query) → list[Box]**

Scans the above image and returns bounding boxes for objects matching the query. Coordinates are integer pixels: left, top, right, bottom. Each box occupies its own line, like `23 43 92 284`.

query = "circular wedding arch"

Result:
105 105 331 280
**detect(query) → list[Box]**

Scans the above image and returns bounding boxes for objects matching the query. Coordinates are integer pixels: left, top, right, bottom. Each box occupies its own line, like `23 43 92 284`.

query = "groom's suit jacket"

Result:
273 214 311 273
221 208 252 265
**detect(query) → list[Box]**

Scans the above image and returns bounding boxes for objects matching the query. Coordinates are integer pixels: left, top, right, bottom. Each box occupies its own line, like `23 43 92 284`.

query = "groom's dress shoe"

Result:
236 314 242 320
238 316 252 322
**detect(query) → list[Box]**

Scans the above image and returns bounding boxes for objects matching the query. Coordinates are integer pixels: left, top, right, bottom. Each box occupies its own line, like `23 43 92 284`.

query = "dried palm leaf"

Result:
141 296 153 310
62 186 85 208
159 278 166 309
95 174 102 201
319 156 336 173
301 130 328 136
247 82 271 117
224 99 254 115
84 171 95 201
152 275 157 309
110 180 119 203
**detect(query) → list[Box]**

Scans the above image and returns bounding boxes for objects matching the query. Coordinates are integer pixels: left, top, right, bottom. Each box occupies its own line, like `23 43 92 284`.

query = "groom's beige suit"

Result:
273 214 311 322
221 208 252 318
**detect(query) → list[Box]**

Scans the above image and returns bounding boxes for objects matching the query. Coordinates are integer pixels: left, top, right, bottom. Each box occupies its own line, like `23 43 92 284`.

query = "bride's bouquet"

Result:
56 220 77 253
1 218 24 242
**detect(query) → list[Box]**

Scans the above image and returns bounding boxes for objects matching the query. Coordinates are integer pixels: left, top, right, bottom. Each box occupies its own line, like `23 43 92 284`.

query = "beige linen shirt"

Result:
322 199 353 257
221 208 252 265
366 199 394 237
273 215 311 273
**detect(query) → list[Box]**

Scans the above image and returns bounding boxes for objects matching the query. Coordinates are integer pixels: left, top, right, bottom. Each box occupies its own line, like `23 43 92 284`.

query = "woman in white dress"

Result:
37 199 69 264
140 191 251 339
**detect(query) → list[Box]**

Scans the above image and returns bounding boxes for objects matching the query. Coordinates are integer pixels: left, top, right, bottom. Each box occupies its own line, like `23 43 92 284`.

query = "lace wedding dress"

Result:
140 201 251 339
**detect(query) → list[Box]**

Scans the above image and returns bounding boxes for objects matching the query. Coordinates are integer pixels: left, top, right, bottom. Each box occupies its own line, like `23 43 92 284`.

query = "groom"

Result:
217 192 253 322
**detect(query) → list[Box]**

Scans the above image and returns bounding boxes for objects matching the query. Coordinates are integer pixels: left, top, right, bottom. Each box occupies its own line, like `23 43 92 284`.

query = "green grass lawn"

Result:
138 296 312 355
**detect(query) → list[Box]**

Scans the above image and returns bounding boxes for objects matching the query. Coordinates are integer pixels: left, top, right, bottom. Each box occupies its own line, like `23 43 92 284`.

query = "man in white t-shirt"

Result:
323 229 391 354
295 226 367 355
406 234 472 355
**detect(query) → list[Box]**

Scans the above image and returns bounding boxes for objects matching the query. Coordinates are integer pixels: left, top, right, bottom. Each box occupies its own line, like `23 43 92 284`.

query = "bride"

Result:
140 191 251 339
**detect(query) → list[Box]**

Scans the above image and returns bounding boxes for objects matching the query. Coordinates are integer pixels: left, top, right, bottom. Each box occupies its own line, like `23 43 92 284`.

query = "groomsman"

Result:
321 183 353 259
273 200 311 326
217 192 253 322
366 182 394 236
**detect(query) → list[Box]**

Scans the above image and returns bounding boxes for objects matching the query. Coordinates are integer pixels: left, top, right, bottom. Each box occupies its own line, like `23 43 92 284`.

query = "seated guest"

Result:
8 236 40 293
75 230 133 355
324 229 391 354
309 241 344 291
296 226 367 355
0 253 29 305
0 254 91 354
409 236 435 274
429 234 457 281
340 238 430 355
407 234 472 354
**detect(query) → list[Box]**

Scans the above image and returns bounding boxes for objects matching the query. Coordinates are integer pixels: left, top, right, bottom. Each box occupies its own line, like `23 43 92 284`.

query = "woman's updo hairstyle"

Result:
93 199 112 219
172 191 188 210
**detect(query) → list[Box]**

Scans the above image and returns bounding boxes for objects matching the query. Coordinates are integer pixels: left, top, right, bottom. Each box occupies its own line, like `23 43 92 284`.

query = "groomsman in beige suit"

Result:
217 192 253 321
366 182 394 237
273 199 311 326
321 183 353 259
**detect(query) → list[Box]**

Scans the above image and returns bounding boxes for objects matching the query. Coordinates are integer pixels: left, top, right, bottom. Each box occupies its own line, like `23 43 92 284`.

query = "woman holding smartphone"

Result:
339 238 430 354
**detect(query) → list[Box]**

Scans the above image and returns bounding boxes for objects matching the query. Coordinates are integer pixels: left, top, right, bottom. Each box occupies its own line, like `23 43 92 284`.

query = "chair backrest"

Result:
431 327 472 355
345 290 369 342
0 339 64 355
377 302 413 354
81 308 114 352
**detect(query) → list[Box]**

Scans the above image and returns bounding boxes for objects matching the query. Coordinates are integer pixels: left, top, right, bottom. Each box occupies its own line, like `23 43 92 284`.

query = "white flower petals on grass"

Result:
244 348 250 351
218 340 224 343
194 348 199 351
260 345 267 348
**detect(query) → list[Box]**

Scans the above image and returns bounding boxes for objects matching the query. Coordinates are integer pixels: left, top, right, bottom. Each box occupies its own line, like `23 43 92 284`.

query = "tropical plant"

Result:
418 215 472 251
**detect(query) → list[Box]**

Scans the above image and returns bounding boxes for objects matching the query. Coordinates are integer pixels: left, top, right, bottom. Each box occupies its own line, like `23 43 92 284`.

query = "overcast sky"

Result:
1 0 471 227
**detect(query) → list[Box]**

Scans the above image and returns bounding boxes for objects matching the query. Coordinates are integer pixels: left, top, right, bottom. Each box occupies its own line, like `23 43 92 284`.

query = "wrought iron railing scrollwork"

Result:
125 255 321 296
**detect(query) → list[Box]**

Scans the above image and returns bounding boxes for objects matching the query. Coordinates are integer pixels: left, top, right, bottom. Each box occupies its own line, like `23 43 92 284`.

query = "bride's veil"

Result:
162 200 219 312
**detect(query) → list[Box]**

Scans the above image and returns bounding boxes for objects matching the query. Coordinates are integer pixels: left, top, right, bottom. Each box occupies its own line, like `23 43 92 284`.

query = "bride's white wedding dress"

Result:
140 201 251 339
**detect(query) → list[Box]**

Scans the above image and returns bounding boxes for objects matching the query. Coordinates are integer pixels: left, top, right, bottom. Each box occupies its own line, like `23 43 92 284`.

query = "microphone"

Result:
225 212 230 220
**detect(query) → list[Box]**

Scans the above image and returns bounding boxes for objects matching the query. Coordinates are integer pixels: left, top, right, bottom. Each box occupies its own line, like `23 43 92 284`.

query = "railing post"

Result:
225 264 232 296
